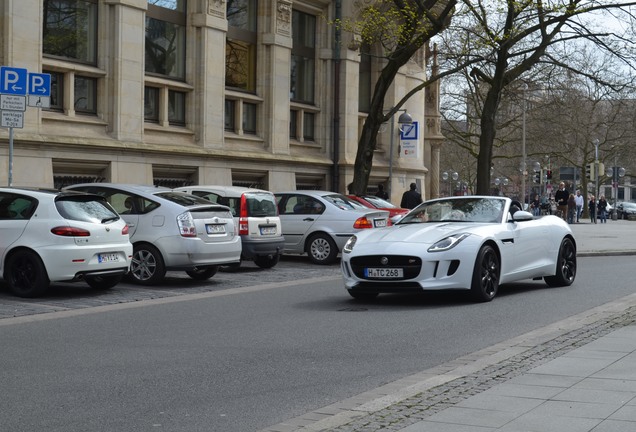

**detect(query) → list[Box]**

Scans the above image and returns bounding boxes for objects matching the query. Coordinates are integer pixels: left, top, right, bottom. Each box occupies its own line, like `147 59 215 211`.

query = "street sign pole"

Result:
8 126 13 186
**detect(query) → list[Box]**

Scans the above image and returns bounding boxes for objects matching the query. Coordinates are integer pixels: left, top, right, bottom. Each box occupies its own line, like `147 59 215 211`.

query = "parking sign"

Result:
29 73 51 97
0 66 28 95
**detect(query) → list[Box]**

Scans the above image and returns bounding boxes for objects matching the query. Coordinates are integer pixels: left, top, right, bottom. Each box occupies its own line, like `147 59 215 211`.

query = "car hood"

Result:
357 222 485 245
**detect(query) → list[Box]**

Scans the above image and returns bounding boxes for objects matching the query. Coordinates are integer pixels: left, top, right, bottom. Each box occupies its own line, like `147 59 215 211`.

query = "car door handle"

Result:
127 223 136 228
303 218 315 222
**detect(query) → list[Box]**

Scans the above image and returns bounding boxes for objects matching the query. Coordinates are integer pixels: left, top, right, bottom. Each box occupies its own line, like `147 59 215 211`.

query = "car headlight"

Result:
428 233 470 252
343 235 357 253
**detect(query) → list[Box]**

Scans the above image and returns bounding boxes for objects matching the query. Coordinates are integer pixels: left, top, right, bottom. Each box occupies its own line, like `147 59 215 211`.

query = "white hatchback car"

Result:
175 185 284 268
64 183 241 284
0 187 132 297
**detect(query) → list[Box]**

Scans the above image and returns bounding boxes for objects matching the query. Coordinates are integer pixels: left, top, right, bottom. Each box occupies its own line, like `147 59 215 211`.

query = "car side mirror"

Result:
512 210 534 222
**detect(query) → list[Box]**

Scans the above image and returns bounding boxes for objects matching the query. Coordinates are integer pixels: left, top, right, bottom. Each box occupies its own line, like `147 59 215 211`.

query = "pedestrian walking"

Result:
530 194 541 217
554 182 569 221
567 193 576 224
574 190 584 223
400 183 423 209
375 184 388 200
598 195 608 223
589 195 596 223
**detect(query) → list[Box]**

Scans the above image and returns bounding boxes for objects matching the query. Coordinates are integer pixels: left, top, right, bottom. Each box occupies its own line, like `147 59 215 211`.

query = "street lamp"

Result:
442 171 458 196
388 110 413 198
594 139 600 199
494 177 509 196
606 160 625 220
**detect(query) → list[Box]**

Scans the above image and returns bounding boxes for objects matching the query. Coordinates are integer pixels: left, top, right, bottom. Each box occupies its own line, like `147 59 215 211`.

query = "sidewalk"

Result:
568 218 636 257
263 220 636 432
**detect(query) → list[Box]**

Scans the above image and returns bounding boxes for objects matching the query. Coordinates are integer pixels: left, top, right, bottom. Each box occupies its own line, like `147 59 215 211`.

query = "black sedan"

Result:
615 202 636 220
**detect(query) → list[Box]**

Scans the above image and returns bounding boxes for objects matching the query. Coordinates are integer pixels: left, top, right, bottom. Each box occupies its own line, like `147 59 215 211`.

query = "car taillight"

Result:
122 225 129 235
239 194 249 235
238 217 249 236
177 212 197 237
51 226 91 237
353 217 374 229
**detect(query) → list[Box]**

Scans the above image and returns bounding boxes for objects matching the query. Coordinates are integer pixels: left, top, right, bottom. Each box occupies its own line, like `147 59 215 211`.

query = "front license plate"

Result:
206 224 226 234
365 267 403 278
98 253 119 263
260 226 276 235
374 219 387 228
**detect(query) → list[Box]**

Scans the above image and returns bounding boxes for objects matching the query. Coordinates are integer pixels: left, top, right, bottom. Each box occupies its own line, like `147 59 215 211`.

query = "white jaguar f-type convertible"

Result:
340 196 576 302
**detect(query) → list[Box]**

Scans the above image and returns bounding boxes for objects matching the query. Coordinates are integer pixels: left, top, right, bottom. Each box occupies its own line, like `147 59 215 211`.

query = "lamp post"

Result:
594 139 600 199
606 157 625 220
442 171 458 196
388 110 413 198
522 83 528 208
494 177 509 196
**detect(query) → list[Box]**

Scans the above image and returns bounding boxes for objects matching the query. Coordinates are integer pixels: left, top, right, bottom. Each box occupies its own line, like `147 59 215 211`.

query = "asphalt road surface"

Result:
0 255 634 432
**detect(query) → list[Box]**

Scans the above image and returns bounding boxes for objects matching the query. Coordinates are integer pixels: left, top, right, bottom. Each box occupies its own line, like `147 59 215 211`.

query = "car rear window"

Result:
55 196 120 223
245 193 278 217
155 192 215 207
323 194 365 211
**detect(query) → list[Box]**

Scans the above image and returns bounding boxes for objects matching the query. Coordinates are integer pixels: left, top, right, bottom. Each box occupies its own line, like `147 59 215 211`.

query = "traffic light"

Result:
546 170 552 180
533 171 541 184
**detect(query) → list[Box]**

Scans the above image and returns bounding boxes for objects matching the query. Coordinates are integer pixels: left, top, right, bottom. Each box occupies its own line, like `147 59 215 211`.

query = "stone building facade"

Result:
0 0 441 202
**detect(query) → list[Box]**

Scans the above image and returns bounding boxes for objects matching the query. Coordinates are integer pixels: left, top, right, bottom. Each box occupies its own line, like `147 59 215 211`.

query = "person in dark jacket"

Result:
375 184 388 200
554 182 569 221
400 183 423 209
589 195 596 223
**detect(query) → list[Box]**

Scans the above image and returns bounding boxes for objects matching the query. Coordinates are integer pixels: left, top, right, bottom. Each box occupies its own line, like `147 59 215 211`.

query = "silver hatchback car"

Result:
64 184 241 284
175 186 284 269
275 191 390 265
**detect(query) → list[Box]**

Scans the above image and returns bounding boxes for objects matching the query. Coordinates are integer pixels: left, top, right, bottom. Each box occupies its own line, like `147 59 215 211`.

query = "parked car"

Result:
341 196 576 302
174 186 284 268
64 184 241 284
615 202 636 219
347 195 410 220
0 187 132 297
275 191 390 265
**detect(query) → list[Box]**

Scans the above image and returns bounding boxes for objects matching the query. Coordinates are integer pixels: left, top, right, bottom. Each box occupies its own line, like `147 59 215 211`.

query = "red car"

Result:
347 195 410 219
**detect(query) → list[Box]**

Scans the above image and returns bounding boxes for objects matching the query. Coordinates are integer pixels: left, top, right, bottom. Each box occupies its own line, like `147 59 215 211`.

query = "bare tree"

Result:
437 0 636 195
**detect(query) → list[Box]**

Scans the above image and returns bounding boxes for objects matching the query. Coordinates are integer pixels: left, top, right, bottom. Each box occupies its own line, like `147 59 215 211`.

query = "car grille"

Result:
349 255 422 280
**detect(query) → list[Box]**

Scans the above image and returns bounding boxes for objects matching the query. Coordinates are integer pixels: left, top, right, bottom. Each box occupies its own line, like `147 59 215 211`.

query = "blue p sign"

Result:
29 73 51 97
0 66 28 95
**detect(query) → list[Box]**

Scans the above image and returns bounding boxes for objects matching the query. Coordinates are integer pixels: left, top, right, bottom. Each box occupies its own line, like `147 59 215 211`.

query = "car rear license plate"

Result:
98 253 119 263
260 226 276 235
365 267 403 278
374 219 387 228
206 224 226 234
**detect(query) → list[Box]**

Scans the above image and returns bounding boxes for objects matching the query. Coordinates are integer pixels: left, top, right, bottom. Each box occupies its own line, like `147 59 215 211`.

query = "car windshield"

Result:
622 203 636 209
361 196 399 209
323 194 368 211
155 192 216 207
398 197 506 224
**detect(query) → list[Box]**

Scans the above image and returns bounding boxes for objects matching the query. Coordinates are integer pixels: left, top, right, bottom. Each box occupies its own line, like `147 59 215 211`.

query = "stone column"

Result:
103 0 147 143
261 0 293 155
190 0 227 149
